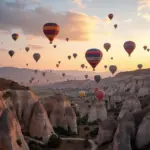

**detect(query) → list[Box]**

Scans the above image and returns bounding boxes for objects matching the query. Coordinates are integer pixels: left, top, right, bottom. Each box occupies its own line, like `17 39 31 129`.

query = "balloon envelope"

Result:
94 75 101 83
85 48 103 71
33 53 40 62
95 90 105 101
43 23 60 43
104 43 111 52
108 14 113 20
124 41 136 56
138 64 143 69
109 65 117 75
8 50 15 57
12 33 19 41
79 91 86 97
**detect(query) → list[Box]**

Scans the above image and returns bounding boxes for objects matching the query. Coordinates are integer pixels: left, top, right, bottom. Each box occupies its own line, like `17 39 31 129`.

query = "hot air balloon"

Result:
104 65 107 69
85 74 88 79
26 63 28 66
56 64 59 68
85 66 88 69
143 46 147 50
79 91 86 98
25 47 30 52
104 43 111 52
111 57 113 60
34 69 38 74
94 75 101 83
85 48 103 71
43 23 60 44
108 14 113 20
137 64 143 69
58 61 61 64
123 41 136 56
73 53 77 59
114 24 117 29
95 90 105 101
81 64 85 69
54 45 57 48
109 65 117 75
62 73 65 77
147 49 150 52
66 38 69 41
68 55 71 60
33 53 40 62
12 33 19 41
8 50 15 57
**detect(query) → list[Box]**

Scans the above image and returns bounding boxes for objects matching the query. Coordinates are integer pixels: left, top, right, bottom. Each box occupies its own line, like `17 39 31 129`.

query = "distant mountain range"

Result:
0 67 110 85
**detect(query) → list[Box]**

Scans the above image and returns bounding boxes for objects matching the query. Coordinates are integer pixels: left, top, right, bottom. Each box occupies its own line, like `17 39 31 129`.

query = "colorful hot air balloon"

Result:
33 53 40 62
104 43 111 52
94 75 101 83
62 73 65 77
56 64 59 68
108 14 113 20
85 48 103 71
104 65 107 69
95 90 105 101
143 46 147 50
123 41 136 56
8 50 15 57
12 33 19 41
25 47 30 52
109 65 117 75
73 53 77 59
114 24 117 29
137 64 143 69
79 91 85 98
68 55 71 60
43 23 60 44
85 74 88 79
66 38 69 41
81 64 85 69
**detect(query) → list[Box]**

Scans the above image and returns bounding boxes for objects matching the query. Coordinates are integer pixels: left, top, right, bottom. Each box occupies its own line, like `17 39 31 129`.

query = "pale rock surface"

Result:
118 94 141 120
136 112 150 149
29 101 54 142
0 108 29 150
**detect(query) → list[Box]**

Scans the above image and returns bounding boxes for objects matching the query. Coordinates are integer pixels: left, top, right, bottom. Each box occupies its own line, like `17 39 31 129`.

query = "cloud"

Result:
123 18 132 23
137 0 150 11
0 1 100 41
72 0 86 8
28 44 44 50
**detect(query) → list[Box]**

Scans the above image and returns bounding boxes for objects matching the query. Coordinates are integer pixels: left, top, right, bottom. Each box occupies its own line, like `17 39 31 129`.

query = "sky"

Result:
0 0 150 75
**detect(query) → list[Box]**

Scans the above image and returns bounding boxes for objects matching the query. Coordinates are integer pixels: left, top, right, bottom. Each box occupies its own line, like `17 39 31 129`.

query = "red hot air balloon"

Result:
143 46 147 50
137 64 143 69
33 53 40 62
12 33 19 41
8 50 15 57
43 23 60 44
104 43 111 52
95 90 105 101
108 14 113 20
124 41 136 56
85 48 103 71
109 65 117 75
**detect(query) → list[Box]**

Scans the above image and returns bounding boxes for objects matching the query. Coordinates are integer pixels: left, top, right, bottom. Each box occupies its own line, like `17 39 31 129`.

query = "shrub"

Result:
48 134 62 148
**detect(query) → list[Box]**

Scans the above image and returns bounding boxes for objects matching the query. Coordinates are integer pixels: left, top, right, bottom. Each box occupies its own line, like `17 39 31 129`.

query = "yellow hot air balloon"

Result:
79 91 86 98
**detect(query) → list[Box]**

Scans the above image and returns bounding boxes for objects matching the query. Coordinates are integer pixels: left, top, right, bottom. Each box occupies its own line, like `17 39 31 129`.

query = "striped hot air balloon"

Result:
85 48 103 71
124 41 136 56
43 23 60 44
12 33 19 41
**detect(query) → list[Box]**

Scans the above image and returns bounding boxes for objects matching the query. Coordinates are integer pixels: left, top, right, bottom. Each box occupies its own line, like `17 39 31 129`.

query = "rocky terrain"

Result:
1 68 150 150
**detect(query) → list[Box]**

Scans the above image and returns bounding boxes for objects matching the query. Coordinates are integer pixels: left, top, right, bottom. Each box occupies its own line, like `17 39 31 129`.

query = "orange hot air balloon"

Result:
123 41 136 56
108 14 113 20
104 43 111 52
43 23 60 44
12 33 19 41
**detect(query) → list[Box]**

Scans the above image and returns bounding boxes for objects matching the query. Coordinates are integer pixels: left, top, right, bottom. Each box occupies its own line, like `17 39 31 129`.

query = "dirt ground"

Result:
56 140 91 150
